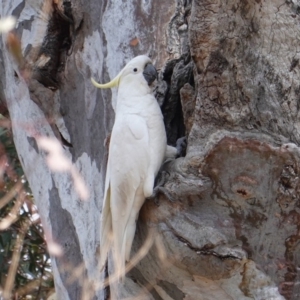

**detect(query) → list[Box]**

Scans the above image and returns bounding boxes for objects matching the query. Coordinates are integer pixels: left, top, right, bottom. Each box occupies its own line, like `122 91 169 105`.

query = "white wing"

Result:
99 165 112 270
100 114 149 274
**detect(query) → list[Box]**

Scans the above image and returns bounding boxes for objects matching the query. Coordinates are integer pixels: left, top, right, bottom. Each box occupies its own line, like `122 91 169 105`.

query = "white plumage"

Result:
92 55 167 277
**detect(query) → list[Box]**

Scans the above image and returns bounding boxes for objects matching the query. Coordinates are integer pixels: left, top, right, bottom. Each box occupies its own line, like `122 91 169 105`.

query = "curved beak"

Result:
91 69 123 89
143 63 157 86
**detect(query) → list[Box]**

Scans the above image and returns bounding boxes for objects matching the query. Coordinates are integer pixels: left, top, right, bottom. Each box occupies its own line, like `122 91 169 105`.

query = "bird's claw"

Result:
147 171 175 204
176 136 187 158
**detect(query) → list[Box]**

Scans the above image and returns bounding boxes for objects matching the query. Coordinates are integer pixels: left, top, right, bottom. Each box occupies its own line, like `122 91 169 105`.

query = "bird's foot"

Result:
151 186 175 204
147 171 175 204
176 136 187 158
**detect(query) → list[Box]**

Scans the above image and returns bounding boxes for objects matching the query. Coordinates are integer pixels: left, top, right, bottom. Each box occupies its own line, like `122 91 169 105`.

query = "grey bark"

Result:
1 0 299 299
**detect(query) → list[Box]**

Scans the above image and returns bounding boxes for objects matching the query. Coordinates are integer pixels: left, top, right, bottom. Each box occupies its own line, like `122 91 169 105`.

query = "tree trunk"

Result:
1 0 299 299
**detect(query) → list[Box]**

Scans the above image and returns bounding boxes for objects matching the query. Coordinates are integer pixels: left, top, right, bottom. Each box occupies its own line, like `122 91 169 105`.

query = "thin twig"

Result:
94 230 155 291
3 220 30 299
0 180 23 210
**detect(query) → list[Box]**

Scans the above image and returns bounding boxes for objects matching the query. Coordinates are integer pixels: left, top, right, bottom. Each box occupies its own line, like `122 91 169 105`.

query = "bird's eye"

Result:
133 68 138 72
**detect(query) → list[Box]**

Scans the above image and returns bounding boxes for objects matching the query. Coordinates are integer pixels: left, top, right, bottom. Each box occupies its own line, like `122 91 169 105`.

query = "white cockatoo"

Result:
92 55 168 277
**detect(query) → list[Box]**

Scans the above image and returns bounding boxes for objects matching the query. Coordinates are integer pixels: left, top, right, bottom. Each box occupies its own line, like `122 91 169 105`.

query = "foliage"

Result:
0 118 54 299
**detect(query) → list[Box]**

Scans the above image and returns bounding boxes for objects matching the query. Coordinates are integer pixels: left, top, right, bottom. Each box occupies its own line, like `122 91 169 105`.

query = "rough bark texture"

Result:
1 0 300 299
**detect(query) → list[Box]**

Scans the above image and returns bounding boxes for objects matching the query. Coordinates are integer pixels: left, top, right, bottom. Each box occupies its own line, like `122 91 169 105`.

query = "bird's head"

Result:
91 55 157 91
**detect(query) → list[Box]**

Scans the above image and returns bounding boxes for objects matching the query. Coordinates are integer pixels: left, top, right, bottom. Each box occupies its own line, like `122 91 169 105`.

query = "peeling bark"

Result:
1 0 300 299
